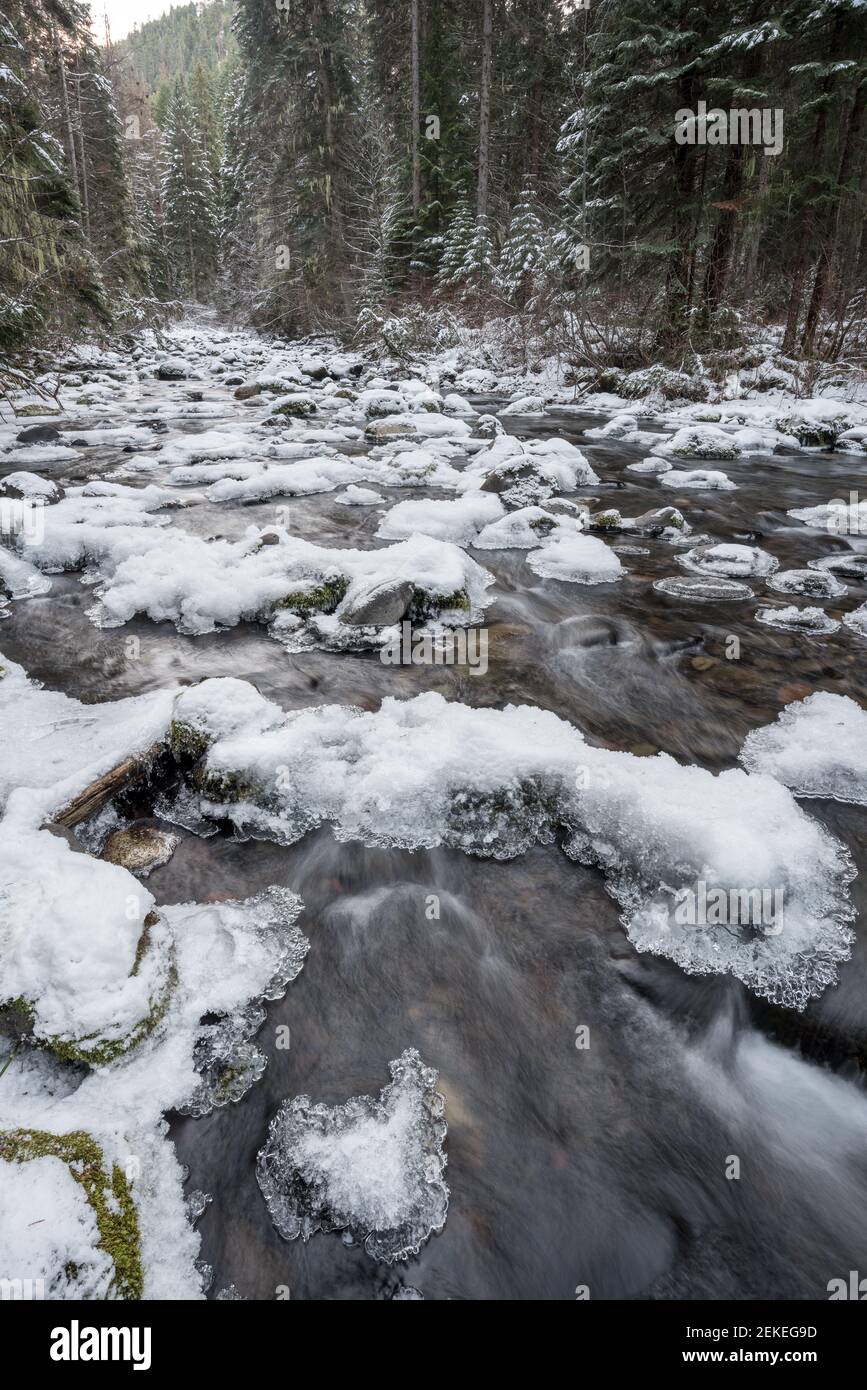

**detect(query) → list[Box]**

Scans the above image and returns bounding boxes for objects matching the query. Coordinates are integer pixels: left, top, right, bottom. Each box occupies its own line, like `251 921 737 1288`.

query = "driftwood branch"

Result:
54 743 165 827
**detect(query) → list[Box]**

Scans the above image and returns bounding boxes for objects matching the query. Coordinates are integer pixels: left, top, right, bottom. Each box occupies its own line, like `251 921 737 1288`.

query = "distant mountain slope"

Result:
115 0 235 91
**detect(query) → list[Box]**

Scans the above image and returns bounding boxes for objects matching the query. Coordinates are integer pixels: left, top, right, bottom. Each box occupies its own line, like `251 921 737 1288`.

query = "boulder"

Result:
336 579 414 625
15 423 61 444
101 827 178 878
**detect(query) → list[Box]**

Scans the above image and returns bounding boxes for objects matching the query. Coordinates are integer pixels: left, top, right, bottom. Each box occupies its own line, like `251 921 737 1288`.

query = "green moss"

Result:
168 718 212 765
591 509 622 530
47 914 176 1067
410 586 470 618
0 995 35 1039
192 764 259 804
273 574 349 616
0 1128 143 1299
271 396 316 417
215 1062 247 1100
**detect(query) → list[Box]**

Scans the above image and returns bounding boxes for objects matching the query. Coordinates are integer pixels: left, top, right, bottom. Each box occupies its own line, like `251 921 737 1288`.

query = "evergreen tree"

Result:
496 186 549 304
160 81 219 298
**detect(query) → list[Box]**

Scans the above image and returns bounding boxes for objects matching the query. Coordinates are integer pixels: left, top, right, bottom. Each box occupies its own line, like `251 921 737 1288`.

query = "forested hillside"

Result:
1 0 865 375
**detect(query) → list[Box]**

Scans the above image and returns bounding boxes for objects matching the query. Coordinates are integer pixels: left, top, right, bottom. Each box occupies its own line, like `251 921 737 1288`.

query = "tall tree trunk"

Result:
802 78 866 357
76 78 90 242
52 21 81 216
477 0 493 222
781 38 837 355
701 143 745 323
741 153 771 291
410 0 421 218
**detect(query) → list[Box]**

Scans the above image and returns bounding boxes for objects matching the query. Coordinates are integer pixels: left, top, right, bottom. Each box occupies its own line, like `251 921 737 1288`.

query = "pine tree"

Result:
496 187 549 304
160 81 219 299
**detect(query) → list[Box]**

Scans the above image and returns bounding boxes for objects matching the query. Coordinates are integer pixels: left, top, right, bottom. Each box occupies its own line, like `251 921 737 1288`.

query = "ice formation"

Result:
526 532 624 584
678 543 779 580
256 1048 448 1263
755 605 840 634
0 656 310 1298
654 576 754 602
843 602 867 637
660 468 737 490
767 568 847 599
166 680 856 1009
740 692 867 807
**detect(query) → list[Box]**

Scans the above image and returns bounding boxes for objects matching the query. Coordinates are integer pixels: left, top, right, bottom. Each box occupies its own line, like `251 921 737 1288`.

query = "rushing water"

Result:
3 366 867 1299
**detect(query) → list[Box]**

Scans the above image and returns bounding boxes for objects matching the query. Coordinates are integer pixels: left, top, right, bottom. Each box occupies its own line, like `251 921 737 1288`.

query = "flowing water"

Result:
4 364 867 1300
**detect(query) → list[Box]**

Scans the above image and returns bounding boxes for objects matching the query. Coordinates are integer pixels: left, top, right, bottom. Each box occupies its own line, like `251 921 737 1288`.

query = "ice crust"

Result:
256 1048 448 1263
740 692 867 807
172 681 856 1009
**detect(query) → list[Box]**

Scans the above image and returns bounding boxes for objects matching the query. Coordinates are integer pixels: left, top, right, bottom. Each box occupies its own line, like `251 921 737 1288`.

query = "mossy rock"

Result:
45 912 176 1068
15 402 61 418
271 395 317 417
0 995 35 1041
590 509 623 531
410 586 471 619
272 574 349 616
0 1128 143 1299
192 764 260 805
169 718 212 765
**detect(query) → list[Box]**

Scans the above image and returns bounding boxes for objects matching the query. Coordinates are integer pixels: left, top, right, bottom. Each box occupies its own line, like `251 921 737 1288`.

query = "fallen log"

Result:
54 742 166 827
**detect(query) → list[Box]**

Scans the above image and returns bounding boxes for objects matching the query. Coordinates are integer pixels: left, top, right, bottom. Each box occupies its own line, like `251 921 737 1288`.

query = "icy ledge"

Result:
166 679 857 1010
256 1049 448 1263
740 692 867 808
0 657 310 1298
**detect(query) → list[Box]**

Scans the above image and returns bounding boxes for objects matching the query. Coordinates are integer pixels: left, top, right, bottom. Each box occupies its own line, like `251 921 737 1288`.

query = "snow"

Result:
678 543 778 579
0 655 309 1300
755 605 840 635
500 395 546 415
660 425 742 461
80 528 493 638
788 499 867 535
0 1156 114 1299
377 493 504 545
334 485 385 506
660 468 737 490
475 506 575 549
741 693 867 807
0 472 60 501
256 1048 448 1263
526 532 624 584
167 682 855 1010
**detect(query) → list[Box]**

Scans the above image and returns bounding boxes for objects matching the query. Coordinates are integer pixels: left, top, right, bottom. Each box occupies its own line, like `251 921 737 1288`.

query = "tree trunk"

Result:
76 77 90 241
802 78 866 357
410 0 421 217
477 0 493 222
52 21 81 214
701 143 745 323
741 153 771 290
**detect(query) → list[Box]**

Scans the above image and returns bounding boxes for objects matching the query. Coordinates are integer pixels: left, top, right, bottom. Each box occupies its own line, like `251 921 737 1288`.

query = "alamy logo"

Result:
674 101 784 156
824 492 867 535
380 621 488 676
50 1320 152 1370
673 881 784 935
0 1277 45 1300
828 1271 867 1300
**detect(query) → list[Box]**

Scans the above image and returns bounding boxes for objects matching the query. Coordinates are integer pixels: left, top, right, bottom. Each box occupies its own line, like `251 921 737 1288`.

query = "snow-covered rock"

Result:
741 693 867 806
